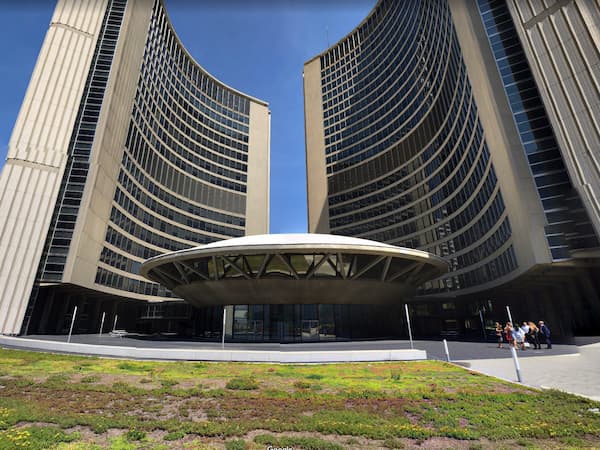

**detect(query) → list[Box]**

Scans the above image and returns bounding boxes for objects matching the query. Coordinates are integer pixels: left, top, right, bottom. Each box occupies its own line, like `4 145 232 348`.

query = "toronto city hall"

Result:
0 0 599 342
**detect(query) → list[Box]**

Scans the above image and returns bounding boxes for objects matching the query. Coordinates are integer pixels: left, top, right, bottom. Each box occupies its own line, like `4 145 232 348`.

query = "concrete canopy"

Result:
140 234 449 306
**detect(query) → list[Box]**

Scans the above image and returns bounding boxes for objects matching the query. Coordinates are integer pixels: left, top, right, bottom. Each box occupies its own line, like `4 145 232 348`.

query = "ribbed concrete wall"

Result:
90 0 271 301
9 0 106 165
65 0 154 295
507 0 600 237
0 0 107 334
449 0 552 285
246 102 271 236
304 0 521 295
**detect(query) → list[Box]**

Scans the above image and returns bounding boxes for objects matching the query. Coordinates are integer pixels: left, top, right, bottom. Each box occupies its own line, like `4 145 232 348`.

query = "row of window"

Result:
98 0 256 295
139 60 250 150
147 6 250 117
117 172 244 232
450 218 512 269
327 66 475 199
113 187 241 242
422 245 518 294
95 266 173 298
329 88 478 219
323 5 442 139
321 6 439 124
130 111 247 190
142 53 250 135
331 136 487 231
105 226 160 260
416 194 507 257
320 0 398 77
325 37 462 172
127 123 248 206
419 171 500 244
319 0 513 292
321 15 421 123
100 247 141 274
335 153 495 241
135 86 249 163
120 154 246 225
321 2 415 112
326 51 466 180
324 40 446 153
109 207 205 252
322 13 432 126
327 70 472 203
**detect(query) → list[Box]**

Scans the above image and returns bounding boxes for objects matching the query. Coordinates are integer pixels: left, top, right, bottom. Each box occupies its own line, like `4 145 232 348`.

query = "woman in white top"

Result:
514 327 526 350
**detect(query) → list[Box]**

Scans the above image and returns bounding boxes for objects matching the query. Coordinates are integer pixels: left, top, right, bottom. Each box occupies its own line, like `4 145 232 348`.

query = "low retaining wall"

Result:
0 336 426 362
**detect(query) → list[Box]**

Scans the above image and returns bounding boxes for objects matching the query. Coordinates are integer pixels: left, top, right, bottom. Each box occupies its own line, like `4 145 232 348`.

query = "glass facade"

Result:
477 0 599 260
226 304 395 342
95 0 253 297
320 0 518 294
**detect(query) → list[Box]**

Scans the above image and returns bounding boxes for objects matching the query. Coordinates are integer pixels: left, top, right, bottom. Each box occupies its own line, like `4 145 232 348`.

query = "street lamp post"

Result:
404 304 414 350
67 306 77 343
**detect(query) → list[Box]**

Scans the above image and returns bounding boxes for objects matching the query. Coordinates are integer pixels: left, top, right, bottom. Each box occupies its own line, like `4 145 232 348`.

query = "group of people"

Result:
494 320 552 350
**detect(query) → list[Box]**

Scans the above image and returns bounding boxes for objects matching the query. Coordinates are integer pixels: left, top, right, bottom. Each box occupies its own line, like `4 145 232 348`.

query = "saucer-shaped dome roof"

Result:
141 234 448 306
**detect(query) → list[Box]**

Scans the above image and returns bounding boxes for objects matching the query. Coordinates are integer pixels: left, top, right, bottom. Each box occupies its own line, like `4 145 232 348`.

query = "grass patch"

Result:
80 375 100 384
224 439 247 450
383 437 405 448
116 362 152 374
226 376 258 390
164 430 185 441
0 426 79 450
0 348 598 448
125 429 146 441
305 373 324 380
255 433 344 450
159 378 178 389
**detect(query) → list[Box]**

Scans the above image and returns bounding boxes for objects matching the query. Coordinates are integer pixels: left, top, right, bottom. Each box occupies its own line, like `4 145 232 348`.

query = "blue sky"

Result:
0 0 373 233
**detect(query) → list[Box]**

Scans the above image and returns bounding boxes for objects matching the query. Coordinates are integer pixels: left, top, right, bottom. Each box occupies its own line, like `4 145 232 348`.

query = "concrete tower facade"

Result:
305 0 600 336
0 0 270 335
504 0 600 238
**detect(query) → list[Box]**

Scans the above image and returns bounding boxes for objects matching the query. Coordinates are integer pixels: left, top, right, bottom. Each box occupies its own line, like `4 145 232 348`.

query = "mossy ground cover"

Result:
0 348 598 449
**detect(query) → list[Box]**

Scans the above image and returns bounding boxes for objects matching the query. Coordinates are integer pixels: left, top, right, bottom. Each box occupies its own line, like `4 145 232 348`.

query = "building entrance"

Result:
302 320 319 341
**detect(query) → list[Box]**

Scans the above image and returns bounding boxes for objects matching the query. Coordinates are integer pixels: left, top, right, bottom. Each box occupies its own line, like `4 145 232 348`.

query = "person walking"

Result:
504 322 514 349
514 325 525 350
528 321 540 349
539 320 552 349
495 322 503 348
520 321 530 348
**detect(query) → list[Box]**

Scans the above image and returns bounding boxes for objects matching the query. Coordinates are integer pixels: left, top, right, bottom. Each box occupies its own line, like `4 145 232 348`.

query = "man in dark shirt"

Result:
539 320 552 349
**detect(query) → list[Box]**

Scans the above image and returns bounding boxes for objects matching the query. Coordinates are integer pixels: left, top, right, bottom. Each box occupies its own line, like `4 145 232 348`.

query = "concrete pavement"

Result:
457 342 600 402
409 338 600 401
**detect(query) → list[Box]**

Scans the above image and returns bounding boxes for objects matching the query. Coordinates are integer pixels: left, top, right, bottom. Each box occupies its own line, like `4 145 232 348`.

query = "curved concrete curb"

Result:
0 336 426 363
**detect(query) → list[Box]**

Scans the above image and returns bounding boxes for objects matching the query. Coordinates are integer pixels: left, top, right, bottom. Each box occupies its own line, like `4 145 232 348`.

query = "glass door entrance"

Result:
302 320 319 341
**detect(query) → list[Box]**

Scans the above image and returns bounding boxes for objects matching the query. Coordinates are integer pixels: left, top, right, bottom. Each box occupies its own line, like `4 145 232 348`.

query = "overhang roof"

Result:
140 234 449 306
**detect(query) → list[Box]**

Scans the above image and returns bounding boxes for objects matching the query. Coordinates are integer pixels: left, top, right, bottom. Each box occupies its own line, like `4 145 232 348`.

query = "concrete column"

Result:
56 295 72 334
577 270 600 326
38 289 56 334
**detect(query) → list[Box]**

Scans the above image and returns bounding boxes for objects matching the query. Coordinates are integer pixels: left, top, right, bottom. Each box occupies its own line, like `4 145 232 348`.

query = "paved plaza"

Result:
413 338 600 402
1 335 599 401
453 341 600 402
